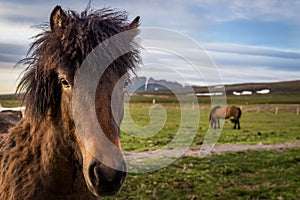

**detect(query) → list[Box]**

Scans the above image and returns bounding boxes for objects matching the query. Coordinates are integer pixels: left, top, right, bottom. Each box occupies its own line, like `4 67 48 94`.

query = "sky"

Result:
0 0 299 94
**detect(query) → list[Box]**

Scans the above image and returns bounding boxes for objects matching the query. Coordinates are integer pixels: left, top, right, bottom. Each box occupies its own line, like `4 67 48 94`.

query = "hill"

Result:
130 80 300 105
1 80 299 105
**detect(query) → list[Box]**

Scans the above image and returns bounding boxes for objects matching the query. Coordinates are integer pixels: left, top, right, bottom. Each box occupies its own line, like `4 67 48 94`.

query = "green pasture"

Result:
0 94 22 107
104 148 300 200
120 103 300 152
114 103 300 199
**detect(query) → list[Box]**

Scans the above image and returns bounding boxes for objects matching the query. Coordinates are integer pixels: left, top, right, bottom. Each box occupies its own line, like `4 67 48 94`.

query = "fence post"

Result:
297 107 299 115
275 107 279 114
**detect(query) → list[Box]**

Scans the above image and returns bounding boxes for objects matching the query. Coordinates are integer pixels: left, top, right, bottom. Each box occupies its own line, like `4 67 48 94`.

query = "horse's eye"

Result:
124 79 130 89
60 78 70 88
123 79 130 91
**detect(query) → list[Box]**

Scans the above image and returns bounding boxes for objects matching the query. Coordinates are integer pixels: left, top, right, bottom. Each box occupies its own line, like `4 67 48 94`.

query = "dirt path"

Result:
185 141 300 157
125 142 300 163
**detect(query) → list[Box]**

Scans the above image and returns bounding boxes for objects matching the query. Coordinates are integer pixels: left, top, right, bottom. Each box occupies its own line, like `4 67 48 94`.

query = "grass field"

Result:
0 94 22 107
114 102 300 199
104 148 300 200
120 103 300 152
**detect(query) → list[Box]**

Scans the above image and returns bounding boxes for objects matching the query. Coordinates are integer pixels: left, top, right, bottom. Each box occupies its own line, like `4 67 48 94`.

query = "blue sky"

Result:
0 0 299 94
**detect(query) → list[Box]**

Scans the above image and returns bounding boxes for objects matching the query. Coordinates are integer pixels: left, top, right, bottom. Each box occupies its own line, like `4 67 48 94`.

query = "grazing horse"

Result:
0 6 140 200
209 106 242 129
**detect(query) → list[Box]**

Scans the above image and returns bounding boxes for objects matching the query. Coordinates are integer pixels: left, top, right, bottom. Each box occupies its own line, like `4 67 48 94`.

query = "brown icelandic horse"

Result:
209 106 242 129
0 6 140 200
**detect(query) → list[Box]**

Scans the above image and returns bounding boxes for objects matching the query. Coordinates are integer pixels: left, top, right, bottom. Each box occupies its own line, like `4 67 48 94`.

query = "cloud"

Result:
202 43 300 82
0 62 23 94
0 1 49 24
219 65 300 84
138 39 300 85
0 43 27 64
204 43 300 60
202 43 300 75
188 0 300 23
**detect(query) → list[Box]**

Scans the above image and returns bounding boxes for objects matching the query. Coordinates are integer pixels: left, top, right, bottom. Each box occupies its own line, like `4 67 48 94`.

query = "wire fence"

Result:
197 105 300 115
239 105 300 115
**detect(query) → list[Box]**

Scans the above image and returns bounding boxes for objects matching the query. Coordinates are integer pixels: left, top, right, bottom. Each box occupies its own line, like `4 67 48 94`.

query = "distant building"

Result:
233 91 252 95
256 89 270 94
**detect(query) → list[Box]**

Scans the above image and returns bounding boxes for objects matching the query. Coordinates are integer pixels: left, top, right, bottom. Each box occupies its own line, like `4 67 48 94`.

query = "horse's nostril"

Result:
99 164 117 182
87 160 127 196
88 162 99 187
88 160 127 186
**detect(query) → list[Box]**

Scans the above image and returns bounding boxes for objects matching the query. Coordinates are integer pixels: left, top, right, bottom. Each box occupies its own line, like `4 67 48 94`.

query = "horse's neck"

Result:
0 121 41 199
34 119 82 194
33 119 92 198
0 121 84 199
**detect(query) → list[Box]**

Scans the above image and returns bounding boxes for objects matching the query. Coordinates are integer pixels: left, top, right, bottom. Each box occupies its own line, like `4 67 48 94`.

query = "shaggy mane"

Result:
17 8 140 123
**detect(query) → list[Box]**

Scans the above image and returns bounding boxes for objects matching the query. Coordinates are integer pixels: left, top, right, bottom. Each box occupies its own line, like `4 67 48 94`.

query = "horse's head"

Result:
52 6 140 196
19 5 140 197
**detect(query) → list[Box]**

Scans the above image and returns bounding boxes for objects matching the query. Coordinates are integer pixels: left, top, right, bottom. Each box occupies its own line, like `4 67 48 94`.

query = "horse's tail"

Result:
209 109 213 122
209 106 220 121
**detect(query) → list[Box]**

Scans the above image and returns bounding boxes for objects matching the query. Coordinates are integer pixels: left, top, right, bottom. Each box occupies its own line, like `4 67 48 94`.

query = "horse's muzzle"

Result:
87 159 127 196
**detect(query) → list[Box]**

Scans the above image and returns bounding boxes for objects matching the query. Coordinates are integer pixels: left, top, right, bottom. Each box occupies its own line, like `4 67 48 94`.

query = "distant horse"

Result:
0 6 140 199
209 106 242 129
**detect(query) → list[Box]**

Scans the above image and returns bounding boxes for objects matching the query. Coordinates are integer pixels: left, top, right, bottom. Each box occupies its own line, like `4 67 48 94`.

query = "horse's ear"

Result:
127 16 140 38
129 16 140 29
50 5 66 30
